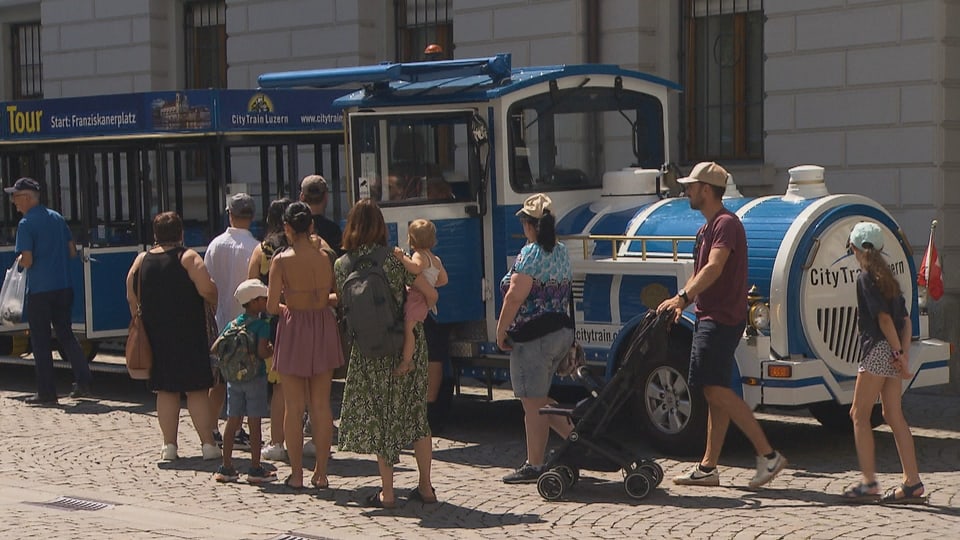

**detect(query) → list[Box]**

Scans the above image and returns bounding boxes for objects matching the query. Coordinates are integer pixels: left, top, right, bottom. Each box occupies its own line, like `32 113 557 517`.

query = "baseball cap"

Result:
677 162 729 188
4 177 41 194
849 221 884 251
301 174 328 197
516 193 552 219
234 279 268 306
226 192 255 218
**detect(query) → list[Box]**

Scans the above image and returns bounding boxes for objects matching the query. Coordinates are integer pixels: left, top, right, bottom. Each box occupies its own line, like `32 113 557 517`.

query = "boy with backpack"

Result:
211 279 276 483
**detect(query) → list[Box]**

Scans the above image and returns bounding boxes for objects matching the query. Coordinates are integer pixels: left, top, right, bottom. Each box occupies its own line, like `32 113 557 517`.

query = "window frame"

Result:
183 0 227 90
681 0 764 162
11 21 42 100
394 0 453 62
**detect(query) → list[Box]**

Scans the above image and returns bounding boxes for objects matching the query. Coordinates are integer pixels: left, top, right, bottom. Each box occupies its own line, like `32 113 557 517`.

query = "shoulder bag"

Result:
125 258 152 380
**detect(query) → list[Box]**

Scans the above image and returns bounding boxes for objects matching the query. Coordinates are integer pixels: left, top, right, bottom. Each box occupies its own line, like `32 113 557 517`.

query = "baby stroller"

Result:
536 310 673 501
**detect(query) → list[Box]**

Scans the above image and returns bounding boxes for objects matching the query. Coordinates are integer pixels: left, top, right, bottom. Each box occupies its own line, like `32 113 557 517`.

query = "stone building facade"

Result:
1 0 957 385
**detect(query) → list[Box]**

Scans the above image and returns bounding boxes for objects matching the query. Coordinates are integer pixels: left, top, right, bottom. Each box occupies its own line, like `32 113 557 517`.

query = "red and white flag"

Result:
918 226 944 301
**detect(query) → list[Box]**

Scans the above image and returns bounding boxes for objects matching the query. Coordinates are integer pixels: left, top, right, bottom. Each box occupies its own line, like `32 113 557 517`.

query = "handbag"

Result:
125 264 152 380
0 258 27 325
556 288 584 378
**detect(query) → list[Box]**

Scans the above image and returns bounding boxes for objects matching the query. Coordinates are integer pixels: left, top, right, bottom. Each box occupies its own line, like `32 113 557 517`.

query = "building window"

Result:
184 0 226 89
682 0 763 161
11 22 42 99
394 0 452 62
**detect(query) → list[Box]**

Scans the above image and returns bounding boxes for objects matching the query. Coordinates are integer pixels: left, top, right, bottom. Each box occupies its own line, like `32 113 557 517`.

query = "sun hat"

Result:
234 279 268 306
516 193 552 219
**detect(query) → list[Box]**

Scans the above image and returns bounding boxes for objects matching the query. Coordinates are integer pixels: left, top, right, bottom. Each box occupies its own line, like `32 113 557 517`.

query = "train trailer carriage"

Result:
260 54 951 454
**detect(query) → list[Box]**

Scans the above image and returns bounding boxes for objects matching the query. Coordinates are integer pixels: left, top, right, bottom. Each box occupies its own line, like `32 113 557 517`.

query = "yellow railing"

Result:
558 234 697 261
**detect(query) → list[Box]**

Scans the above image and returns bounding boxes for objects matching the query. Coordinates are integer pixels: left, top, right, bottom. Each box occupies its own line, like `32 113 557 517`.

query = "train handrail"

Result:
558 234 697 261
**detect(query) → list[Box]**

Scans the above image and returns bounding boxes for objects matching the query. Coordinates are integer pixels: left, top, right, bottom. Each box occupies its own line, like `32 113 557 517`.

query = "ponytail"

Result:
862 248 901 300
534 211 557 252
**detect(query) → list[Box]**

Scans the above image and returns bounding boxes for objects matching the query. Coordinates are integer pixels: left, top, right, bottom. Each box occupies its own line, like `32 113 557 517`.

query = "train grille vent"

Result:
816 306 863 365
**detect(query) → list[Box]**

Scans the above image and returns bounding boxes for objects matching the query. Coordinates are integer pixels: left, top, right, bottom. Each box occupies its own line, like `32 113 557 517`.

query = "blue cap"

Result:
4 177 41 194
849 221 884 251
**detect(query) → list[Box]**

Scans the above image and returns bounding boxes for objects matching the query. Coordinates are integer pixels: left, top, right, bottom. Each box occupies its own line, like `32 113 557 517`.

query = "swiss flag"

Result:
918 226 944 301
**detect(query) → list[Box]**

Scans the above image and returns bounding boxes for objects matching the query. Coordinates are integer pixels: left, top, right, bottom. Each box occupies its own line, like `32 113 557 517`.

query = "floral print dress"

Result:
334 244 430 463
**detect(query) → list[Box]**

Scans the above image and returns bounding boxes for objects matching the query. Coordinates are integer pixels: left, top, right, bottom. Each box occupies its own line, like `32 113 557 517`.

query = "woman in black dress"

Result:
125 212 220 462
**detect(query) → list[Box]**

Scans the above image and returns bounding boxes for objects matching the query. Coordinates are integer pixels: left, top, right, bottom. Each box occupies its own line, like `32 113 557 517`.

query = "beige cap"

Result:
516 193 553 219
677 161 729 188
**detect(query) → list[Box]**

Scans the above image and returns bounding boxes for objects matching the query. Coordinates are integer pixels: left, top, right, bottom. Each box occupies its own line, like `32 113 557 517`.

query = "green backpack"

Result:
211 319 261 383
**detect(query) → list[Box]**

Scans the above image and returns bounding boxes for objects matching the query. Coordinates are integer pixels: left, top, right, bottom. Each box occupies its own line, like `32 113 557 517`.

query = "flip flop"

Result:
364 488 396 509
880 482 928 505
407 486 438 504
841 481 880 503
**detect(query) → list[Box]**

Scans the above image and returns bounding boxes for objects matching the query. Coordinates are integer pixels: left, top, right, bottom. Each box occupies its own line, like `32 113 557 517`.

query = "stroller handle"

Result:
574 365 604 397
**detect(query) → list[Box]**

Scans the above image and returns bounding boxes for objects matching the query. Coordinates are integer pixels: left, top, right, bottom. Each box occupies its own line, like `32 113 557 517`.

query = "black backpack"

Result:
211 318 261 383
338 247 405 358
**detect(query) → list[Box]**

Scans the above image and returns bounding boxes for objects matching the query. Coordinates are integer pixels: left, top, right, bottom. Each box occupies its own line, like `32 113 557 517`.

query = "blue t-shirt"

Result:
221 312 271 377
14 205 74 294
500 241 572 336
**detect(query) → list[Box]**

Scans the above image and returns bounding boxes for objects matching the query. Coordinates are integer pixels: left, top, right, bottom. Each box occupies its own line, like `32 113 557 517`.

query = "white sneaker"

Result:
749 451 787 488
262 443 288 461
201 443 222 461
160 443 178 461
672 464 720 486
302 439 316 458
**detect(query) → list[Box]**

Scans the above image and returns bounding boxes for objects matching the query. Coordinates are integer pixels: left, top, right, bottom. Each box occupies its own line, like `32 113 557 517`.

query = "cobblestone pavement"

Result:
0 363 957 539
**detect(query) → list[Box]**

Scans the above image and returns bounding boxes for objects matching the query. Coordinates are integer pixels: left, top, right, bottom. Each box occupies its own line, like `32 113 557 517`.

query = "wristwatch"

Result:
678 288 689 304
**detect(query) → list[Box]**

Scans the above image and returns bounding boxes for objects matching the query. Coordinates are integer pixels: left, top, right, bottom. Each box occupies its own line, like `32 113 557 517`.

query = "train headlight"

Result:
749 302 771 332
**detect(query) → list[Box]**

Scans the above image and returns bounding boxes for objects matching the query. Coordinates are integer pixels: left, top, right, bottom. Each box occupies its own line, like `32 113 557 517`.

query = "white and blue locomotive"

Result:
260 54 950 452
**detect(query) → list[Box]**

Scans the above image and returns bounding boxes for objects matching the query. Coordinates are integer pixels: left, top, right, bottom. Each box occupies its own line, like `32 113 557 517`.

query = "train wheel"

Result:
631 330 707 456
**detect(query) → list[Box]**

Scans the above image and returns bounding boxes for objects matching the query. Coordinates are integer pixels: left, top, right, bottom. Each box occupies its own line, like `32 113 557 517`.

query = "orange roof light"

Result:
424 44 443 55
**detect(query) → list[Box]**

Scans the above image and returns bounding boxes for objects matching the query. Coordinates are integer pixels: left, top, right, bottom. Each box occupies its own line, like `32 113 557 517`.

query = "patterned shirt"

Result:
500 241 572 335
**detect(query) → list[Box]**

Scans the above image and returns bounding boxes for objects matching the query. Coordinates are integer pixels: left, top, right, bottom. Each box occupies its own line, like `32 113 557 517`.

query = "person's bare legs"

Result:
281 374 306 487
207 382 226 436
376 456 396 505
702 385 773 458
156 391 181 446
221 415 242 468
402 319 416 365
248 417 263 469
427 362 442 403
519 396 572 466
412 435 433 497
306 371 334 487
700 404 731 468
850 372 885 485
185 389 215 445
269 382 285 446
879 376 922 493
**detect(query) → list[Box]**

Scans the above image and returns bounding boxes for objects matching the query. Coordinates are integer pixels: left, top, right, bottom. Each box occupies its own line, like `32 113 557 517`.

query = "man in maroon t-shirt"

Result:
657 162 788 489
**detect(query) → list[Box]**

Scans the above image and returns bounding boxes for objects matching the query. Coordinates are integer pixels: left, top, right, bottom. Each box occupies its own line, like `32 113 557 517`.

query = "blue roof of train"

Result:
257 53 681 109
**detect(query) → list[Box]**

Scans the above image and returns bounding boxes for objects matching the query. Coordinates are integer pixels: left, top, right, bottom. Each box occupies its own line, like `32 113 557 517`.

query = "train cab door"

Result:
71 146 145 338
347 111 487 324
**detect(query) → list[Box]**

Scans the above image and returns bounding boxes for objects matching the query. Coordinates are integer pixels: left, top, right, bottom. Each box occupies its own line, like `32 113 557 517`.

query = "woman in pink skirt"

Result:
267 201 344 490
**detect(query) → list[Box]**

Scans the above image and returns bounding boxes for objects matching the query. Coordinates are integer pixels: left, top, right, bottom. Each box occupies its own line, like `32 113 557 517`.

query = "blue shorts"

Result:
226 377 269 418
688 319 745 388
509 327 574 398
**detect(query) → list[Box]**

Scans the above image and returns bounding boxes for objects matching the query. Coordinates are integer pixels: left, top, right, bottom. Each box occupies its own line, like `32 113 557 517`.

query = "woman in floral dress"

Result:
334 198 439 508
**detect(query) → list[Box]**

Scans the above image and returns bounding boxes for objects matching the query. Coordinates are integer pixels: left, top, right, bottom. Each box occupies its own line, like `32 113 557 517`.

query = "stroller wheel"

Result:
639 461 664 487
537 470 566 501
624 470 655 499
555 465 579 487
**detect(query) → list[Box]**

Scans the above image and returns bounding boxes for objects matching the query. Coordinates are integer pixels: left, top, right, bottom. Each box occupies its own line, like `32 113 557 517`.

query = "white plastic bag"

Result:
0 260 27 325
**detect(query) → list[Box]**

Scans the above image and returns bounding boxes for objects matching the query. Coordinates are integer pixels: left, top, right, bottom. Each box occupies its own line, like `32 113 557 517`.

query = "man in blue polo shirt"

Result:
6 177 92 404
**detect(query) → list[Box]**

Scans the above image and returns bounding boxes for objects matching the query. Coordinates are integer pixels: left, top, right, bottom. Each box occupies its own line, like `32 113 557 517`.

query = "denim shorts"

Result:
688 319 745 388
226 377 269 418
509 327 574 398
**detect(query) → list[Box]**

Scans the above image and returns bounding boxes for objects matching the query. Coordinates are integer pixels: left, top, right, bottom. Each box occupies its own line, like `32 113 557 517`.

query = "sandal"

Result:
310 477 329 489
364 488 396 509
407 486 438 504
880 482 927 505
283 475 307 491
841 481 880 502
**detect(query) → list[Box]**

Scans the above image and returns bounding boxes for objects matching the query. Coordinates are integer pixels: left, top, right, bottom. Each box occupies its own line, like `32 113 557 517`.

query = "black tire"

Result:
555 465 579 488
624 470 654 499
537 470 566 501
809 401 884 431
630 329 707 456
638 460 664 487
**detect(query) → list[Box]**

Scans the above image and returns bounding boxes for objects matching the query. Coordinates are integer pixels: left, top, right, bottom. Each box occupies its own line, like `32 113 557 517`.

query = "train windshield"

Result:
348 111 481 205
507 86 664 193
